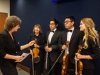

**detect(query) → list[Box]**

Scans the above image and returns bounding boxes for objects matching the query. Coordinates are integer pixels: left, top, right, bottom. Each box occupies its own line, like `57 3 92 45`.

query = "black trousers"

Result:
0 64 18 75
68 63 75 75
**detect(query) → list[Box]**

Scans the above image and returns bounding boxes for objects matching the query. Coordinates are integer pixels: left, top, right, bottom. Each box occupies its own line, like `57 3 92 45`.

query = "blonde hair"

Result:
33 24 42 33
81 18 99 49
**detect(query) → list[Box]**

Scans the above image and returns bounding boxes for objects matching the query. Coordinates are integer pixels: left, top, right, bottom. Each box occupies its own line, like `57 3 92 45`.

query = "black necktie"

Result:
67 30 72 32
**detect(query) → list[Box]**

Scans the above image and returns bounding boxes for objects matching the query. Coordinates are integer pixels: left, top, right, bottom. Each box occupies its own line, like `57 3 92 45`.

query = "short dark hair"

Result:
4 15 22 31
49 18 59 25
65 16 75 22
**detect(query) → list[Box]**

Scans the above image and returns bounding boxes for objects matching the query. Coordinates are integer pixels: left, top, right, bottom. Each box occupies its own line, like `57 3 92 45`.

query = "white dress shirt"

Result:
48 28 56 44
66 27 74 54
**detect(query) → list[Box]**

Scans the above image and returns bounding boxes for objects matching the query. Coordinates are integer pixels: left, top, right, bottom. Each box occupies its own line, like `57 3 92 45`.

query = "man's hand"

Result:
62 45 67 50
45 46 52 52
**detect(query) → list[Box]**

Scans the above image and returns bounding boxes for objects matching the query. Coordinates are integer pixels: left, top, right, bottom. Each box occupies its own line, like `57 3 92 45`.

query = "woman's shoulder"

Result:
88 37 98 45
1 30 10 37
0 34 7 41
88 37 96 41
1 30 7 34
29 33 35 37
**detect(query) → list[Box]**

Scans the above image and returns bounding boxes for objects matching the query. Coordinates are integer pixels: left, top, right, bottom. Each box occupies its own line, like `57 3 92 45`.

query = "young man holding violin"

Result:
59 16 83 75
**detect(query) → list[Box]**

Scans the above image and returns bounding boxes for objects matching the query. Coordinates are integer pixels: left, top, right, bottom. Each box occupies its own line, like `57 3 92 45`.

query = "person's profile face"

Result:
34 27 40 33
64 18 74 30
79 21 86 31
12 25 20 32
49 21 57 31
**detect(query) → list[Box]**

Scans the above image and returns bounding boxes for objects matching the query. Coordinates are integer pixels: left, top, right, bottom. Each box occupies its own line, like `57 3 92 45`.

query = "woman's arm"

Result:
75 53 93 60
20 40 35 50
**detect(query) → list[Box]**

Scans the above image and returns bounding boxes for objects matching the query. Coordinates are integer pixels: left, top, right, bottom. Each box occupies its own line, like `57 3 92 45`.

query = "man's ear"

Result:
72 21 74 25
56 24 58 27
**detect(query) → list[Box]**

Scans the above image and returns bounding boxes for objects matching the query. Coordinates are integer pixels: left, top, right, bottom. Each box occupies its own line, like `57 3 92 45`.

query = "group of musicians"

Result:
0 15 100 75
28 16 100 75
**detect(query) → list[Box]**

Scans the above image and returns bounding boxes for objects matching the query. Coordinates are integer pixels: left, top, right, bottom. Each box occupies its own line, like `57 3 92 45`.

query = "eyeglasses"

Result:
64 21 72 24
49 23 55 25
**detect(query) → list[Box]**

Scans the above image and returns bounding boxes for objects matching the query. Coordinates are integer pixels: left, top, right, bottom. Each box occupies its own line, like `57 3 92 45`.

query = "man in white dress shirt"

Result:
44 18 61 75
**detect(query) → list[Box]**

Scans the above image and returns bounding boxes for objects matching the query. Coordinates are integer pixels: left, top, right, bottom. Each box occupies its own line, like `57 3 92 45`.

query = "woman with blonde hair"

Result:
28 24 45 75
75 18 100 75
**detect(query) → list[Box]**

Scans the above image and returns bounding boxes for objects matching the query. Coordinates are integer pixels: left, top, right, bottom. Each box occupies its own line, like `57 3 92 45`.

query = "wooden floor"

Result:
0 67 29 75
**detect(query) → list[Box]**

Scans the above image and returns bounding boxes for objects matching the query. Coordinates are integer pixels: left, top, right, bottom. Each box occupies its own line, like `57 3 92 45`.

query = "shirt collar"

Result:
68 27 74 32
51 28 57 32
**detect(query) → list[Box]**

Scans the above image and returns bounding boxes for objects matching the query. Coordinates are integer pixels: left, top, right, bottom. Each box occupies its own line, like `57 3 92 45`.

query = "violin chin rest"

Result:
33 56 40 63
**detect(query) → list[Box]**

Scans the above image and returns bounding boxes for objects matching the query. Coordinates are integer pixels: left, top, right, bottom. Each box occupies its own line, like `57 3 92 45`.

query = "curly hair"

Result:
81 18 99 49
4 15 22 31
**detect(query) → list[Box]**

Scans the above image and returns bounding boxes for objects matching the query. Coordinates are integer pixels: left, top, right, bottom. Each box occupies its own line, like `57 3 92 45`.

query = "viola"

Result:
61 41 70 75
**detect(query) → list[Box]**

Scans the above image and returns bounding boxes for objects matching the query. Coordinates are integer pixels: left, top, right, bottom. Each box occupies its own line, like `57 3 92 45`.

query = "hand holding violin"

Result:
34 43 40 48
62 45 67 50
75 53 83 61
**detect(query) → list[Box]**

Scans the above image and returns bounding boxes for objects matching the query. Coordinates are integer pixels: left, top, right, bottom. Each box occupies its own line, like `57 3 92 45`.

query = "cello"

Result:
61 41 70 75
75 45 83 75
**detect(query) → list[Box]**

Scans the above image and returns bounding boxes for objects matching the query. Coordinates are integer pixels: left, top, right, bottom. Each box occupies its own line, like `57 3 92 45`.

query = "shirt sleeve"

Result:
89 38 100 59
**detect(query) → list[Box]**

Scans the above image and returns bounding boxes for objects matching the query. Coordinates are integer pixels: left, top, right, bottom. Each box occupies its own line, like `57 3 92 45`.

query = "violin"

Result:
32 38 40 63
75 45 83 75
61 41 70 75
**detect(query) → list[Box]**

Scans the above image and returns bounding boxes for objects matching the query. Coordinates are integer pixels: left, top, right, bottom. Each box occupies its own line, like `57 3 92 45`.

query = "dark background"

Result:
10 0 100 75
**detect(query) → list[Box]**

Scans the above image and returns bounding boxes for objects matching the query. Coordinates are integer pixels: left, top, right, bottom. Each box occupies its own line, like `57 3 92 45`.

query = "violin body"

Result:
32 47 40 63
32 38 40 63
61 54 69 75
77 45 83 75
77 60 83 75
61 41 70 75
32 47 39 58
